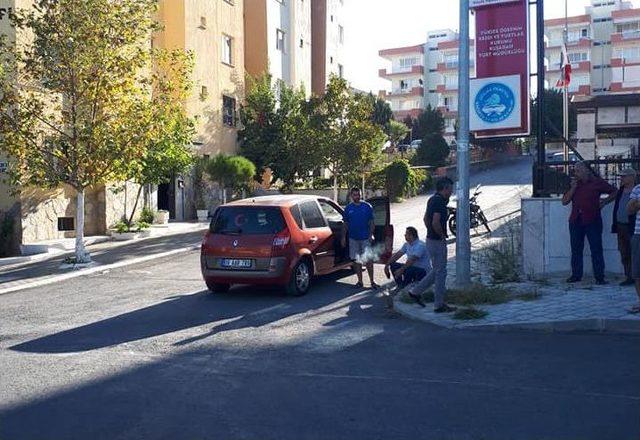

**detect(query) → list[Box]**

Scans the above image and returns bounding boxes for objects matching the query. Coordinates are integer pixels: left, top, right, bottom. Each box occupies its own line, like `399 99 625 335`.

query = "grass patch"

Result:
453 307 488 320
420 283 510 306
516 289 542 302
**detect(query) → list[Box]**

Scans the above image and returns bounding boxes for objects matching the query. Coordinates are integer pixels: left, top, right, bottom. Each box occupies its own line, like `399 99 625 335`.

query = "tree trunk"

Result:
127 184 144 226
332 173 338 202
75 188 91 263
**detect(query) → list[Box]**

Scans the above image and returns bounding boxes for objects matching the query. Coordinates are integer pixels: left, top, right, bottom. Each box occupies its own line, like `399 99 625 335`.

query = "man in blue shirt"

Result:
384 226 430 288
341 187 378 289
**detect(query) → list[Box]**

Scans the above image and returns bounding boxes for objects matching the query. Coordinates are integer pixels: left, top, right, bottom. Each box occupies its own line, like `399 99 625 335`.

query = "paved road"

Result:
1 159 639 440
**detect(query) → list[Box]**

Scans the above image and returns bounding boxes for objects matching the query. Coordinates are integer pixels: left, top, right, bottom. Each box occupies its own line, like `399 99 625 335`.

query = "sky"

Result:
342 0 606 93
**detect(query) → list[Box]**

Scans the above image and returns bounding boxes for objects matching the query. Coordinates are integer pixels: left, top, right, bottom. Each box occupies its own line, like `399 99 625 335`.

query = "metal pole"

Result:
456 0 471 287
535 0 546 196
563 0 569 171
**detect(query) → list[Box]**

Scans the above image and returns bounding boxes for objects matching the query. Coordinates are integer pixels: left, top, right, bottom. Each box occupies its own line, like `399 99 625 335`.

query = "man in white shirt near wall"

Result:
384 226 431 289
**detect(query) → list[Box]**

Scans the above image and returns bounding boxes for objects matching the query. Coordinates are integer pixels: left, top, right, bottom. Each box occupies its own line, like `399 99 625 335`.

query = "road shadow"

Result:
10 270 362 354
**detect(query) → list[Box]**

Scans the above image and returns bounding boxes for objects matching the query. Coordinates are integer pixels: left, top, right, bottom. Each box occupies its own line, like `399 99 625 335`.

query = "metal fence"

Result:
534 157 640 196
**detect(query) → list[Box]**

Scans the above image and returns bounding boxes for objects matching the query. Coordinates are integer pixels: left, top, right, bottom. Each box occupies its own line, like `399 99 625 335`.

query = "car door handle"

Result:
309 236 318 244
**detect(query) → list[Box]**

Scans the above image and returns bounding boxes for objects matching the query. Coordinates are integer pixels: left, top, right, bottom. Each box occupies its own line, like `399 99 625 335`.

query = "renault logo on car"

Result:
232 240 239 248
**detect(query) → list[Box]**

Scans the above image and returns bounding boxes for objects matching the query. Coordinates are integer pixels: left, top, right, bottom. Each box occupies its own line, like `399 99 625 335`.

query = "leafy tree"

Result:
414 133 450 167
531 89 577 139
387 120 410 149
206 154 256 203
0 0 161 263
124 49 196 225
368 93 394 130
315 76 385 200
238 75 280 181
413 104 445 140
272 82 323 192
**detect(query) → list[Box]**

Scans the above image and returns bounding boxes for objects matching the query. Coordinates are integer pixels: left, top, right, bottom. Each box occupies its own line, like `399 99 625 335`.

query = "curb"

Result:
393 300 640 335
0 243 201 296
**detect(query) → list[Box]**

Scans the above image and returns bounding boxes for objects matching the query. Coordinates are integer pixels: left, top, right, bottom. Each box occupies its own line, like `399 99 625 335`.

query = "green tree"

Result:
315 76 385 200
413 104 445 140
368 93 394 130
0 0 161 263
414 133 450 167
387 120 410 150
124 49 196 225
271 82 323 192
206 154 256 203
238 75 280 181
531 89 577 139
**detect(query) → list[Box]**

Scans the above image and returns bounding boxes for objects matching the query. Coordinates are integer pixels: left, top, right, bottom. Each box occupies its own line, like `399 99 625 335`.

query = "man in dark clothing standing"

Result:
407 177 457 313
562 161 617 284
611 168 637 286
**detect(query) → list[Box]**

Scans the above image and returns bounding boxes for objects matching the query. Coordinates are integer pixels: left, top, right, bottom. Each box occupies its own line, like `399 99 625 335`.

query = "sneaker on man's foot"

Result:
566 276 581 283
434 304 458 313
620 279 635 286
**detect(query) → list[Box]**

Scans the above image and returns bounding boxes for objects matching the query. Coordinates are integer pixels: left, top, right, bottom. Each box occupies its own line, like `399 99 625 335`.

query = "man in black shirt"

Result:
407 177 457 313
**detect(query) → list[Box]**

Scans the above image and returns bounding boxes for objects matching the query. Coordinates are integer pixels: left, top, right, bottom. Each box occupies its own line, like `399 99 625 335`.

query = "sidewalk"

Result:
0 223 207 295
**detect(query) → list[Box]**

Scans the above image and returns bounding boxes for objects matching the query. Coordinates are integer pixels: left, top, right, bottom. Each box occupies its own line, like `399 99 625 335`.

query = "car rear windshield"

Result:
211 207 286 235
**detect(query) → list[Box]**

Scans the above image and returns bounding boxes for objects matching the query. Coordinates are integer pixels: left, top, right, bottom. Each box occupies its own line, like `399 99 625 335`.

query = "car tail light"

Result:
272 228 291 254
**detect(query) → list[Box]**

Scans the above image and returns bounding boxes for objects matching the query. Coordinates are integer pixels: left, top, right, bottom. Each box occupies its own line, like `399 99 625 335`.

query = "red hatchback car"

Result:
200 195 393 296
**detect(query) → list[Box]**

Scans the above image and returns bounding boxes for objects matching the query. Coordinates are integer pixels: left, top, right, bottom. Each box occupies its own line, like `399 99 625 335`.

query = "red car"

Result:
200 195 393 296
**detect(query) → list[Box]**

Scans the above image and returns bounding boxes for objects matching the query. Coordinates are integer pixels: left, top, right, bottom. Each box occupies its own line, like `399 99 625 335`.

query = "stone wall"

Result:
20 185 105 244
104 181 144 228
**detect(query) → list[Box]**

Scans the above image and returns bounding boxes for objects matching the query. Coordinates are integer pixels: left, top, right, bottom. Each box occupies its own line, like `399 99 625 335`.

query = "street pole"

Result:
456 0 471 287
563 0 569 170
535 0 546 196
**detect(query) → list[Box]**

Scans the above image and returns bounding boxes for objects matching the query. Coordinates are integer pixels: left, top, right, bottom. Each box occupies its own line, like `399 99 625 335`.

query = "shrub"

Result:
140 207 155 224
312 177 332 190
385 159 411 201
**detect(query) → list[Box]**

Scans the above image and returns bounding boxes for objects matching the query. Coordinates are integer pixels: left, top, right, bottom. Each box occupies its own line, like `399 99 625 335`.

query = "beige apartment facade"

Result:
311 0 346 95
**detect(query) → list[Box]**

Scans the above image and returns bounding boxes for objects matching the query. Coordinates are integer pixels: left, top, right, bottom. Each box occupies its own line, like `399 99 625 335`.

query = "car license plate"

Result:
221 258 252 269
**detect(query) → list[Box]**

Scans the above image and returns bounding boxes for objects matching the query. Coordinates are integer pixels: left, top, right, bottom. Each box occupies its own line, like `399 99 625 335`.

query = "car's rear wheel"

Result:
286 259 311 296
206 280 230 293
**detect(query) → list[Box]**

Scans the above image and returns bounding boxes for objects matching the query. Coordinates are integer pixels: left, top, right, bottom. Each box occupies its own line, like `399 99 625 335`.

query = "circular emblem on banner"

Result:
474 82 515 124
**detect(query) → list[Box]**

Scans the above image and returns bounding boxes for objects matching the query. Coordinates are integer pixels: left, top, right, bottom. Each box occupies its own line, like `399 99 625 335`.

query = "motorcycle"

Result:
447 184 491 237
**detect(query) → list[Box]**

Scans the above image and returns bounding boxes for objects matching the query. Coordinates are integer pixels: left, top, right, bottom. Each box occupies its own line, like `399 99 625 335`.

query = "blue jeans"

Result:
569 220 605 281
389 262 427 288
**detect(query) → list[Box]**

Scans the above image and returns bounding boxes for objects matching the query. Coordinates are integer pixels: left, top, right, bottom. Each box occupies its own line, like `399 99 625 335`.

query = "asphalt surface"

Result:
1 159 639 440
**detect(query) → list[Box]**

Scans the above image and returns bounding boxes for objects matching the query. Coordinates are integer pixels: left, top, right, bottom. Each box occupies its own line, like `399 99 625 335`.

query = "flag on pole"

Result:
556 44 572 88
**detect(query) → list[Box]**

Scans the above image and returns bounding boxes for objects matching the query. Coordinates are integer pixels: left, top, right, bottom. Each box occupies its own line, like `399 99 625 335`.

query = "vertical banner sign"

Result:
471 0 530 137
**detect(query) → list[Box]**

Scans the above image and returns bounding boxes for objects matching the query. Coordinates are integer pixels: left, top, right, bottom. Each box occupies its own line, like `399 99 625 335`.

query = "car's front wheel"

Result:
206 280 230 294
285 259 311 296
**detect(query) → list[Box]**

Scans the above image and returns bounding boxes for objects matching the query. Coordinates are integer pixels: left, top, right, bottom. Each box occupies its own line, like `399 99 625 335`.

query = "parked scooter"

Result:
447 184 491 237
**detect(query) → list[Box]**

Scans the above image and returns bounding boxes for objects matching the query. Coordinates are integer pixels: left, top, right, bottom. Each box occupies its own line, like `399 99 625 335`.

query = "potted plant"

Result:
155 209 170 225
111 219 139 241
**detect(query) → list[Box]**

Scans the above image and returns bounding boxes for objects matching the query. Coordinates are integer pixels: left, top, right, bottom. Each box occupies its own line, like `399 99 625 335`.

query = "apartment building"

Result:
378 29 475 143
545 0 640 96
311 0 346 95
244 0 312 96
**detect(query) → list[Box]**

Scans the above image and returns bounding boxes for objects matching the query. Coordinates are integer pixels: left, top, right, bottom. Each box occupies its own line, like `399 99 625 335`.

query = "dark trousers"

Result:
616 223 632 280
569 220 605 281
389 262 427 288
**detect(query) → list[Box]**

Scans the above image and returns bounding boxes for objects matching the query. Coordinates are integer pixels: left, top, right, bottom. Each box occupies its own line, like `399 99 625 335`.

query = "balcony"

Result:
387 86 424 98
610 81 640 93
436 84 458 93
547 61 591 73
436 60 475 72
546 37 592 50
612 30 640 44
378 65 424 78
611 57 640 67
379 44 424 60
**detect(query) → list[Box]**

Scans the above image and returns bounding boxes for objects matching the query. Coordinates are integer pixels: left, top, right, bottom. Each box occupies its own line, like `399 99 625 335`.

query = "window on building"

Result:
398 57 419 70
224 0 234 4
444 53 458 68
200 86 209 101
338 64 344 78
58 217 75 231
616 22 640 37
330 56 333 64
276 29 285 52
223 95 236 127
222 34 233 65
338 25 344 44
199 16 207 29
567 52 589 64
300 38 304 48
